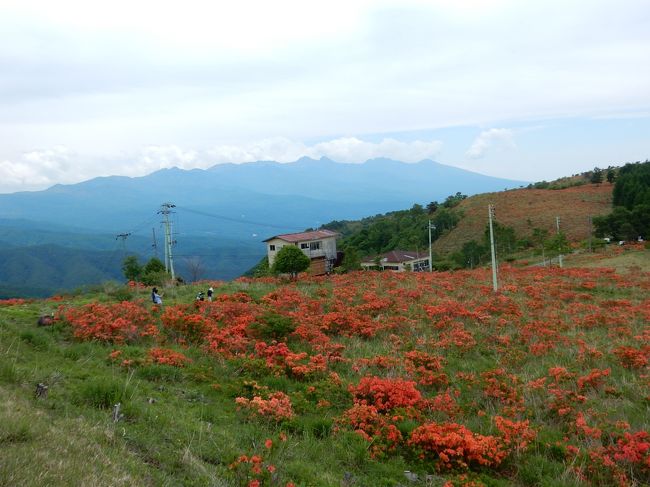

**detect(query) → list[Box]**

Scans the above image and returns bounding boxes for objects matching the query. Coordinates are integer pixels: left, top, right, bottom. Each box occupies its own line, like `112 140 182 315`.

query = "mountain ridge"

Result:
0 157 528 296
0 157 527 234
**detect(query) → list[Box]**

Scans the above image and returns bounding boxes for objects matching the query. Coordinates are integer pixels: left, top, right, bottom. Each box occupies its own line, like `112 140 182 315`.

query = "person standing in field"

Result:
207 286 214 302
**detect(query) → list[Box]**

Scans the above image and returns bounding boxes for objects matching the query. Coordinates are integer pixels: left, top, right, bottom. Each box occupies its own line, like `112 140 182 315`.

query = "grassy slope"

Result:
564 243 650 272
432 184 613 254
1 260 649 486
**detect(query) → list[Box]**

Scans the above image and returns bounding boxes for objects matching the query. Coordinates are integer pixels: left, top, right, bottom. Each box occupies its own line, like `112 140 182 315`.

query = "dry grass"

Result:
433 184 613 254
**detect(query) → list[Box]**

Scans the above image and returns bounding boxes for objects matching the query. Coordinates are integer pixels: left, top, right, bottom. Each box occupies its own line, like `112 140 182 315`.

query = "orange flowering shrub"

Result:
147 347 191 367
404 350 448 387
235 391 295 422
161 305 210 343
574 412 602 440
339 403 403 456
584 430 650 485
481 368 523 410
494 416 536 450
349 376 422 412
408 422 506 470
253 341 327 379
576 368 610 391
60 301 156 343
0 298 29 306
614 345 649 369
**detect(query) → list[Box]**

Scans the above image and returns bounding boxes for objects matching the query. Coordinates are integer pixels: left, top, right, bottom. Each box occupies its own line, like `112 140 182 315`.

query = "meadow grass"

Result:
0 262 648 486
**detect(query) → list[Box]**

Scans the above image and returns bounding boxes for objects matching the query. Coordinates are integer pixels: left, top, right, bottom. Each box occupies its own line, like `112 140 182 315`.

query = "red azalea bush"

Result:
613 345 649 369
235 391 295 422
349 376 422 412
339 403 403 456
147 347 192 367
60 301 156 343
408 422 506 470
0 298 29 306
161 305 210 343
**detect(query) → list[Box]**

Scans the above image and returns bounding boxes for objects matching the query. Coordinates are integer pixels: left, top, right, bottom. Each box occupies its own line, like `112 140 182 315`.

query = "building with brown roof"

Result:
263 229 340 275
360 250 430 272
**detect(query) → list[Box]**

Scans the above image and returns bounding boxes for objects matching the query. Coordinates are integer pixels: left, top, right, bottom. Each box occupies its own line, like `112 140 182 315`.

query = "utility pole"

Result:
151 228 159 258
556 216 563 268
159 203 176 280
488 204 498 292
428 220 436 272
115 233 131 251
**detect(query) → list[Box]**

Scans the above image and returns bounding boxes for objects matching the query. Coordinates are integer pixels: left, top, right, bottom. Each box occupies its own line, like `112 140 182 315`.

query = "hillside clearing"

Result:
433 184 613 255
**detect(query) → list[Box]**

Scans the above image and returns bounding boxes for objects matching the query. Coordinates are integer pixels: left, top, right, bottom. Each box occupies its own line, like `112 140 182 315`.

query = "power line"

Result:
121 214 159 236
175 205 303 232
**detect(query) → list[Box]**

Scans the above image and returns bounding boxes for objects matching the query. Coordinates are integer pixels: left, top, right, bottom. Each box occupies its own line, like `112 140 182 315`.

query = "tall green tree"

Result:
483 221 518 257
122 255 142 282
606 167 616 184
426 201 439 214
452 240 488 268
272 245 311 278
341 247 361 272
545 232 570 258
590 167 603 184
141 257 169 286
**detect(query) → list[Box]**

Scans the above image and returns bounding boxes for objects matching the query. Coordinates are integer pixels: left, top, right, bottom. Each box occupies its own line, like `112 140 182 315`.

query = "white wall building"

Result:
360 250 430 272
264 229 339 274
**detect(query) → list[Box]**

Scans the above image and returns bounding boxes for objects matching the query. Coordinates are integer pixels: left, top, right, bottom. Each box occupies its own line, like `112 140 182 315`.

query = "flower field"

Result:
1 265 649 486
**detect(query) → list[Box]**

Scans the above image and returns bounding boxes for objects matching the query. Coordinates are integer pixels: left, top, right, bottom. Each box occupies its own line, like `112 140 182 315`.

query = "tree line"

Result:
593 160 650 240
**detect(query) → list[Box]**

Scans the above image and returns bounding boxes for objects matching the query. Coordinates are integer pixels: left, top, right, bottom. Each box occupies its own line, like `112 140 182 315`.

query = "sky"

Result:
0 0 649 193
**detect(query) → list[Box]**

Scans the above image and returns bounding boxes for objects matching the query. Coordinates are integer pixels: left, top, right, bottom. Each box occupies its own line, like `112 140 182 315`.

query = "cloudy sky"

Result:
1 0 649 193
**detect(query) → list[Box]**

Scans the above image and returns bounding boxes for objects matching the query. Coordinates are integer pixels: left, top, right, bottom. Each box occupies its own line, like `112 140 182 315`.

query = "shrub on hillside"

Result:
248 312 296 340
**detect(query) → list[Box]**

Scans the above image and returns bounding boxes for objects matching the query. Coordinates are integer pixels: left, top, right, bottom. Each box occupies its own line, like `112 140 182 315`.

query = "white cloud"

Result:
204 137 442 164
133 146 199 174
0 137 443 193
0 146 78 192
311 137 442 163
205 138 310 164
466 129 515 159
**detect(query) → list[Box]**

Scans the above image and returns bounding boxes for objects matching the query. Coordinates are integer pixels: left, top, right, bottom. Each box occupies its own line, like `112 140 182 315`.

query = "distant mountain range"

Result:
0 157 527 297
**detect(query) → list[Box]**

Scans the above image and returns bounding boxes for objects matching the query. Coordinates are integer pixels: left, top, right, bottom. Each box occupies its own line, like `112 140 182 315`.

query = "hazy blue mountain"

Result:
0 158 527 296
0 158 525 236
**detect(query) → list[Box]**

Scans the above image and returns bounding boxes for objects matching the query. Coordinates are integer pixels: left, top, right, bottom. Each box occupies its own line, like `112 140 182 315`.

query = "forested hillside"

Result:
594 160 650 240
322 193 466 258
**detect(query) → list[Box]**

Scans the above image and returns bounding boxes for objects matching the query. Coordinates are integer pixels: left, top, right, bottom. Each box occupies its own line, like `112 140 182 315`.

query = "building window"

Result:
269 244 276 251
301 243 309 249
310 241 321 250
413 260 429 272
